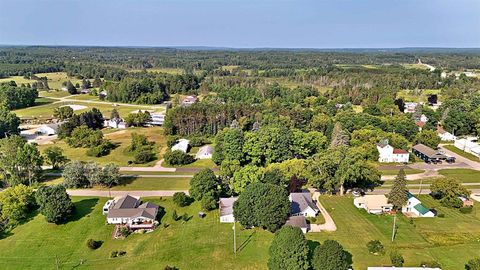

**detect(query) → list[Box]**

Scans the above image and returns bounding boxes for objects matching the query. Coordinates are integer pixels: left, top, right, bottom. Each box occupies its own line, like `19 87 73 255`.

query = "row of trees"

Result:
0 83 38 110
62 161 120 188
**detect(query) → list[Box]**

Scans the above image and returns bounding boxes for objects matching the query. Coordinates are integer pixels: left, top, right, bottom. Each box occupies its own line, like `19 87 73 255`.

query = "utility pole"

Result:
233 221 237 257
418 178 423 196
391 215 397 242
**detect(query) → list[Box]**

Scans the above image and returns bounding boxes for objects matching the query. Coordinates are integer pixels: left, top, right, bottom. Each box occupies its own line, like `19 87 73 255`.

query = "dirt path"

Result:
120 159 177 172
310 190 337 232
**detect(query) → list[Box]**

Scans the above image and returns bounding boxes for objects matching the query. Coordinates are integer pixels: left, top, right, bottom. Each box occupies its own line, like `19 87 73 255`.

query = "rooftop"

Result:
289 192 319 214
285 216 308 229
219 197 238 216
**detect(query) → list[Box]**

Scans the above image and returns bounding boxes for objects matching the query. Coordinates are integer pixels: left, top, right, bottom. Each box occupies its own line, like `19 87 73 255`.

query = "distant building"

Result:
437 126 456 141
289 192 320 218
36 123 60 135
219 197 238 223
171 139 190 153
402 193 435 217
149 113 165 126
403 102 418 113
104 119 127 129
454 137 480 157
354 195 393 214
412 144 450 163
459 196 474 207
181 95 198 106
376 140 410 163
105 195 159 230
195 145 214 159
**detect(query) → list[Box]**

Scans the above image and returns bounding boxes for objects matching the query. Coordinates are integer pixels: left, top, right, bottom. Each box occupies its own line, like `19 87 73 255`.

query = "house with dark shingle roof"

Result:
106 195 159 229
289 192 320 218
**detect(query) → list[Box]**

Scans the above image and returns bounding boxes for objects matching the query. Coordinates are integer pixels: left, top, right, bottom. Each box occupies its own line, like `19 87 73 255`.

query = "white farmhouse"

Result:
105 195 159 230
289 192 320 218
104 119 127 129
376 140 410 163
402 193 435 217
437 126 456 141
219 197 238 223
171 139 190 153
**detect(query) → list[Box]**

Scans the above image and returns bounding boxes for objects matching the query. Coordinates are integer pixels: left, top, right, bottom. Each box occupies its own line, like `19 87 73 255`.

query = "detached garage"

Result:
36 124 60 136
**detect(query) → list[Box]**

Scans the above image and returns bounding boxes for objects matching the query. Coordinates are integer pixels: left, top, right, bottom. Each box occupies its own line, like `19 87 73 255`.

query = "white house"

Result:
105 195 159 230
104 119 127 129
219 197 238 223
377 140 410 163
402 193 435 217
181 95 198 106
36 123 60 135
196 145 214 159
285 216 309 234
149 113 165 126
454 137 480 157
289 192 320 218
404 102 418 113
437 126 456 141
171 139 190 153
354 195 393 214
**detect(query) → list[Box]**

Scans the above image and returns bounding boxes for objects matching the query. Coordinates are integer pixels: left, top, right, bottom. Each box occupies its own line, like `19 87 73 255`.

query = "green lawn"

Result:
438 169 480 183
0 197 271 269
163 158 218 169
37 127 166 166
380 169 425 175
110 177 190 190
39 90 72 98
443 145 480 162
313 196 480 270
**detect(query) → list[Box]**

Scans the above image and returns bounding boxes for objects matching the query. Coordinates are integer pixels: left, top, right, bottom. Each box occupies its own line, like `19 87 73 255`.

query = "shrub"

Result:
119 227 130 238
86 239 102 250
133 150 155 164
173 192 192 207
86 141 115 157
164 266 178 270
440 196 463 208
181 213 190 222
366 240 384 255
390 250 404 267
437 213 445 218
466 257 480 270
164 150 195 166
460 207 474 214
189 136 211 147
110 250 127 258
172 210 178 221
420 261 441 268
201 193 218 211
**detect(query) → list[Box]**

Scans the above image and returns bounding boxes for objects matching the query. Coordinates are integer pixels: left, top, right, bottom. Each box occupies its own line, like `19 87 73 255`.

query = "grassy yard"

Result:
110 176 190 190
0 197 271 269
37 127 166 166
438 169 480 183
314 196 480 269
443 145 480 162
380 169 425 175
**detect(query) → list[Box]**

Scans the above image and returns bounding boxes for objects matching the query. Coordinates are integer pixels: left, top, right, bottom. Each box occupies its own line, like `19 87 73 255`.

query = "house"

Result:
36 123 60 135
412 144 447 163
459 196 474 207
402 193 435 217
437 126 456 141
367 266 442 270
196 145 214 159
415 121 426 131
285 216 309 234
454 137 480 157
104 119 127 129
289 192 320 217
105 195 159 230
354 195 393 214
376 140 410 163
181 95 198 106
219 197 238 223
403 102 418 113
149 113 165 126
171 139 190 153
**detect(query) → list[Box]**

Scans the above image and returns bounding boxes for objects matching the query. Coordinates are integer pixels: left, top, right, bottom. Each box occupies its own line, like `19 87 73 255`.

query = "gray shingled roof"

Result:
412 144 446 159
107 196 159 220
219 197 238 216
112 195 139 209
285 216 308 229
290 193 319 215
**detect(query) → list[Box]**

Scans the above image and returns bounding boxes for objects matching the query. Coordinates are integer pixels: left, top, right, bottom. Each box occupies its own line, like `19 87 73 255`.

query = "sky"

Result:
0 0 479 48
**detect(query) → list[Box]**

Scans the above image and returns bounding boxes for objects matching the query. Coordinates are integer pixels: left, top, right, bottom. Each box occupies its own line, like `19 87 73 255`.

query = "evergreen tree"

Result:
330 122 349 148
388 169 409 210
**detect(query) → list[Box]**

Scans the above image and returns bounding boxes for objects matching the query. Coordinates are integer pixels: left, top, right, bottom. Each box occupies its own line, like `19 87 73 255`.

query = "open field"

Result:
314 195 480 269
37 127 166 166
396 89 441 103
110 177 190 190
39 90 73 98
36 72 85 90
438 169 480 182
14 99 166 119
443 145 480 162
0 75 36 85
0 197 271 270
380 169 425 175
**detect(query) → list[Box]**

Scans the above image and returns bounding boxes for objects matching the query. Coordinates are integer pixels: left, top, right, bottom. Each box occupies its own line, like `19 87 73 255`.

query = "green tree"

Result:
466 257 480 270
268 226 310 270
330 122 349 148
66 80 77 94
0 107 20 138
43 146 69 169
312 240 351 270
35 185 74 224
53 106 74 120
231 165 264 193
88 163 121 187
388 169 409 210
189 169 220 201
0 184 35 225
431 177 470 208
390 250 404 267
291 130 327 158
62 160 90 188
233 182 290 232
413 130 441 149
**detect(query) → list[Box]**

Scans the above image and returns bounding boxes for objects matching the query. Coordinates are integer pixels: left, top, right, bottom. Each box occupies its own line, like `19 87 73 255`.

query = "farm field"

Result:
443 145 480 162
315 195 480 270
0 197 271 270
37 127 166 166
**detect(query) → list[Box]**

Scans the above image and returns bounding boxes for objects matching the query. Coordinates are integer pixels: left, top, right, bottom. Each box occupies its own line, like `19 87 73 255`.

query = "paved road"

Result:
381 170 440 181
67 189 188 197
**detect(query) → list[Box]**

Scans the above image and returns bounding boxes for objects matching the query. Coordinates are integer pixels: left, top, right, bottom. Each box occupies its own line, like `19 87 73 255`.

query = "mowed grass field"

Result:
315 196 480 270
37 127 166 166
0 197 271 269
